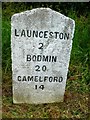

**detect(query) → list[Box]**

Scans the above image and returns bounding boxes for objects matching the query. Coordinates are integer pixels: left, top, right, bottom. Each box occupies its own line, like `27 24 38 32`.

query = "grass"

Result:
2 19 11 74
2 3 90 119
2 72 89 119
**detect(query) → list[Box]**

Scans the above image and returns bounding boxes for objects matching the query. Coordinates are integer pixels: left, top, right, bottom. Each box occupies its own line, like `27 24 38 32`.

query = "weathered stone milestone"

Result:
11 8 75 104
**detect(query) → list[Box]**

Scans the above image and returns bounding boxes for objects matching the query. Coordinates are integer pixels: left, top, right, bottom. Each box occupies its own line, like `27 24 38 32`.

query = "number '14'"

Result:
35 85 44 90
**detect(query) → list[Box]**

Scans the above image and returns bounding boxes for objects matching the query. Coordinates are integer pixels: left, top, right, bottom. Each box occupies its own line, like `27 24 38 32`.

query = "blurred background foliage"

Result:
2 2 90 83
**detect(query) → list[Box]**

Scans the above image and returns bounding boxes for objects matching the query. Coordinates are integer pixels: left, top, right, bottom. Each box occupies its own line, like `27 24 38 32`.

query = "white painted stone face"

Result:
11 8 75 104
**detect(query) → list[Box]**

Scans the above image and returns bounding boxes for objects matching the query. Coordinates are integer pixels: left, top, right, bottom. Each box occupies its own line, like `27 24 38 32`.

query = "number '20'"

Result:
35 65 47 72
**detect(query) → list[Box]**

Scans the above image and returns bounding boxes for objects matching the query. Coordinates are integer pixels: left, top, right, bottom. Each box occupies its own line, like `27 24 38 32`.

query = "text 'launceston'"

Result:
15 29 70 40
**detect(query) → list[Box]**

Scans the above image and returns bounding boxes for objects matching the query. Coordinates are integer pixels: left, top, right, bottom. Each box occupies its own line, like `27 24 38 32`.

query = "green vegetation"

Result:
2 2 90 119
